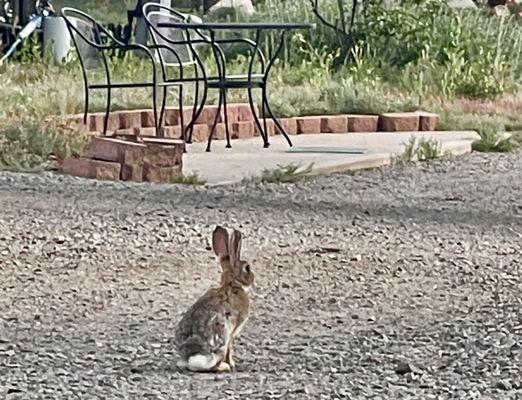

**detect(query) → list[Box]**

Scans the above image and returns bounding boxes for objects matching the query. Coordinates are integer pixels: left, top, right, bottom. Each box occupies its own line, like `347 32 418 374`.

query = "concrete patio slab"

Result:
183 131 480 186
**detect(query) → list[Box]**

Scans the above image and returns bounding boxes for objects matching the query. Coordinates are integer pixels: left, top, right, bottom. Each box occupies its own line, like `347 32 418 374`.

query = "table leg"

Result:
263 29 293 147
185 33 210 144
185 82 207 144
248 29 269 147
206 87 224 152
248 87 268 147
222 88 232 148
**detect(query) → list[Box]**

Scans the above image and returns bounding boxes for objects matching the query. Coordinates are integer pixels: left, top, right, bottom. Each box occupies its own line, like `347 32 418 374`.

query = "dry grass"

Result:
455 92 522 119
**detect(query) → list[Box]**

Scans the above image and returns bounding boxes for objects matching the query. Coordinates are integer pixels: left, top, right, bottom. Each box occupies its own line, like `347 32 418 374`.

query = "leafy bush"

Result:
246 0 522 99
0 117 89 171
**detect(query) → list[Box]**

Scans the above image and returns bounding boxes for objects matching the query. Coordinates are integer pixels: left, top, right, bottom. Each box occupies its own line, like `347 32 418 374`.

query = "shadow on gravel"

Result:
0 175 518 230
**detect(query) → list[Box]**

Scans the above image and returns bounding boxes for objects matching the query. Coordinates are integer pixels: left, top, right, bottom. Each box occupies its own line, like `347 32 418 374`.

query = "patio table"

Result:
157 21 315 150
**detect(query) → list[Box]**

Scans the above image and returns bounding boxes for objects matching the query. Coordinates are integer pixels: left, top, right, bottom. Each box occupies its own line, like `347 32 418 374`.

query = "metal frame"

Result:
61 7 183 137
142 3 202 143
145 4 308 151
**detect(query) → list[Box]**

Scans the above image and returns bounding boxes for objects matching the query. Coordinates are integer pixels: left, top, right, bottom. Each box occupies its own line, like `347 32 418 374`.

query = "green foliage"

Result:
173 171 207 185
258 163 314 183
52 0 129 24
438 110 520 152
472 129 519 153
392 136 442 165
393 136 419 166
0 118 89 172
247 0 522 100
417 137 442 161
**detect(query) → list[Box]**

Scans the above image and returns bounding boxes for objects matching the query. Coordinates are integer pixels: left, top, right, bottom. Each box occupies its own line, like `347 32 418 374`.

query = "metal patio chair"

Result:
61 7 184 137
142 2 268 151
141 3 203 142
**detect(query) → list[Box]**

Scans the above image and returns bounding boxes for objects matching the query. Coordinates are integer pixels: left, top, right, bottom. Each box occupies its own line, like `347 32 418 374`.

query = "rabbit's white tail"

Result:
186 354 221 371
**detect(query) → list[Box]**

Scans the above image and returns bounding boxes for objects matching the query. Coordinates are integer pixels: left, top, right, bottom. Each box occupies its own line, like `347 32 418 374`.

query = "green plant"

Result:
0 119 89 172
172 171 207 185
392 136 443 165
472 132 519 153
417 137 442 161
392 136 418 166
510 131 522 146
438 110 520 152
257 163 314 183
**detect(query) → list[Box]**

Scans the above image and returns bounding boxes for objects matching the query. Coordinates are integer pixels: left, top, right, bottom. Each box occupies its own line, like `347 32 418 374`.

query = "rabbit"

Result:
175 226 254 372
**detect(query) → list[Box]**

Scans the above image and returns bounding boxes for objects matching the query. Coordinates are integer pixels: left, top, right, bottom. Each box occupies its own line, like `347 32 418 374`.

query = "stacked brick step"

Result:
66 105 439 139
62 136 183 183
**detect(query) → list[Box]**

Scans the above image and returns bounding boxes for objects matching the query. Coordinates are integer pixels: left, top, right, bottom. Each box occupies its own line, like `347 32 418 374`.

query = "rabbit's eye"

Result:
245 265 251 273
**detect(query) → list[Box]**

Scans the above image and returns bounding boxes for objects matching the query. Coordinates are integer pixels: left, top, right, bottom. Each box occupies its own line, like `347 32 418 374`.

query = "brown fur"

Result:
175 226 254 372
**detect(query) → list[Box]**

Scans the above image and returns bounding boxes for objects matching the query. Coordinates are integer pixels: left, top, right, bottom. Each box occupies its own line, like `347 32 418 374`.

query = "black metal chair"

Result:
142 3 269 152
61 7 184 137
141 3 203 143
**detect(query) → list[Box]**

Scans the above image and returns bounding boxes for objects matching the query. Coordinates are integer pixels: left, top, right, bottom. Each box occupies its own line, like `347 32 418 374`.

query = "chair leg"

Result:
83 88 89 125
186 84 208 144
248 87 268 147
158 86 168 136
178 85 185 143
189 68 200 142
222 89 232 149
263 86 292 147
152 84 159 138
206 89 223 152
103 87 111 136
261 94 268 141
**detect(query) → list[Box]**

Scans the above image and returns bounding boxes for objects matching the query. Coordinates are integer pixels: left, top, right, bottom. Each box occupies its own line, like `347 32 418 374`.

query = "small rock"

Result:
395 361 413 375
496 380 512 391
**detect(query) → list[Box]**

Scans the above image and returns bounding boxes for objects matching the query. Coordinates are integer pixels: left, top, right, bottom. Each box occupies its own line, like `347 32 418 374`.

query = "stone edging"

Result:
62 137 184 183
65 104 439 141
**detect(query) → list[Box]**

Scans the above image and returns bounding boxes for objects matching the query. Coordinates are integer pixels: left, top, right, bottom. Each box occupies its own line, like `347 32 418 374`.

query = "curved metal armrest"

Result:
105 43 158 83
61 7 125 48
145 43 186 81
183 28 267 68
146 43 184 66
187 37 265 77
212 37 267 68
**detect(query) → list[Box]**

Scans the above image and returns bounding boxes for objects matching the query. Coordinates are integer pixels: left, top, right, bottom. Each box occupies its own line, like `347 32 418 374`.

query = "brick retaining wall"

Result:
66 104 439 140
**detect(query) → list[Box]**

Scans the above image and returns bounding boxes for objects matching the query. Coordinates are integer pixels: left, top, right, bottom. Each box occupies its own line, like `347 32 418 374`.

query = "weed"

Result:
0 119 89 172
510 131 522 146
417 137 442 161
171 171 207 185
392 136 443 165
472 133 519 153
258 163 314 183
392 136 418 166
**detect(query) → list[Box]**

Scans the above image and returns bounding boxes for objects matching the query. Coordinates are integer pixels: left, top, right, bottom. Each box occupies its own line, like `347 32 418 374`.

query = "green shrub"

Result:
241 0 522 99
0 118 89 172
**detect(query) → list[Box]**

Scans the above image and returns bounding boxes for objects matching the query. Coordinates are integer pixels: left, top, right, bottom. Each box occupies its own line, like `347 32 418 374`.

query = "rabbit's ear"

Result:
212 226 229 258
229 229 242 266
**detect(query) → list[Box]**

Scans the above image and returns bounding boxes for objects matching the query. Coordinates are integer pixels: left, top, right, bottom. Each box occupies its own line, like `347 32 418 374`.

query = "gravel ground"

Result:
0 151 521 400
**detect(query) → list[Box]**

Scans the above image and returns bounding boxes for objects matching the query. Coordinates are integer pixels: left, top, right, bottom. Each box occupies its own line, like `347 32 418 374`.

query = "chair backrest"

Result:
61 7 107 71
142 2 200 67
